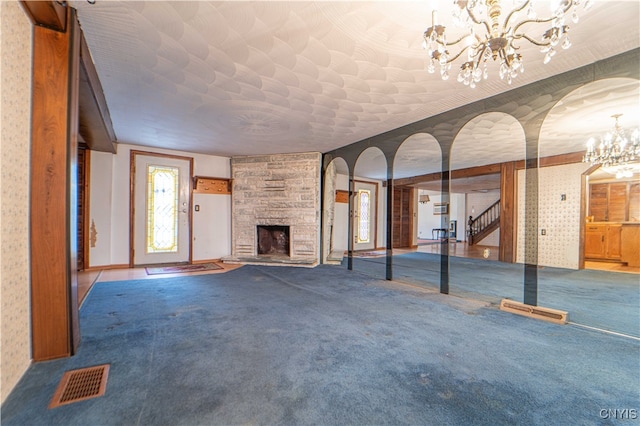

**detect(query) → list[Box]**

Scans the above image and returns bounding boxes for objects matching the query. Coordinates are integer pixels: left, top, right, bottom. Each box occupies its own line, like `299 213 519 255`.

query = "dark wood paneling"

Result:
589 181 634 223
78 32 117 153
392 187 412 248
30 7 81 361
499 162 516 263
608 183 628 222
589 183 609 221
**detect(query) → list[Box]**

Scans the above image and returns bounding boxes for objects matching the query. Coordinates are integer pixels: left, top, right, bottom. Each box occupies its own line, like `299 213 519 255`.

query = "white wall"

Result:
450 193 466 241
1 0 33 403
88 151 114 267
192 155 231 261
517 162 590 269
417 191 462 240
89 143 232 267
417 191 444 240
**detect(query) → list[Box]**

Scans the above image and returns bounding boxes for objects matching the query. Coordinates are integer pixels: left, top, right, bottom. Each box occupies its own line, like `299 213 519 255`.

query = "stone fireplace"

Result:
223 152 321 267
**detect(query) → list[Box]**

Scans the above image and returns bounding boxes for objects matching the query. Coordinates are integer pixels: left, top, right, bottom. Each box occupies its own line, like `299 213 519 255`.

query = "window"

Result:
146 165 179 253
357 189 371 243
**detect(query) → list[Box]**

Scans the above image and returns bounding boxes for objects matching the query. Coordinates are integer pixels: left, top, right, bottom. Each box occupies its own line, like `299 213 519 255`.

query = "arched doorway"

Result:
322 157 350 264
537 77 640 337
389 133 442 290
351 147 387 278
449 112 525 301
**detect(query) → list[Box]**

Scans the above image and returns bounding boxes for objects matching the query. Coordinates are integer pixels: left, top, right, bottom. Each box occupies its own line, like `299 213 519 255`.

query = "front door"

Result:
353 181 377 251
132 152 192 265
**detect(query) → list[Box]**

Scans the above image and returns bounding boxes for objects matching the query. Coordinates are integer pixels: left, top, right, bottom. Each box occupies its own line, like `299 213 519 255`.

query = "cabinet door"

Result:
585 225 606 259
589 184 609 221
629 183 640 222
608 183 628 222
606 224 622 259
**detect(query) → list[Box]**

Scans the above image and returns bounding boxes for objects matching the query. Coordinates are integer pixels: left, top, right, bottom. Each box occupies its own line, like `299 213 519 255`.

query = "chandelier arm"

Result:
512 17 555 34
447 34 476 47
465 7 492 35
512 0 576 33
445 45 473 64
515 33 551 47
503 0 531 30
474 44 489 68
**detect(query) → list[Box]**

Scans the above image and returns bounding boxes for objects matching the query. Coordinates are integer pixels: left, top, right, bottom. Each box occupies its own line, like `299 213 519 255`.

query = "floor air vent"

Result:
49 364 110 409
500 299 568 324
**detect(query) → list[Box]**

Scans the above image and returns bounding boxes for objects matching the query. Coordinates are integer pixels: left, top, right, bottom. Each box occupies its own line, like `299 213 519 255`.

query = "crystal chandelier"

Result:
423 0 592 88
584 114 640 179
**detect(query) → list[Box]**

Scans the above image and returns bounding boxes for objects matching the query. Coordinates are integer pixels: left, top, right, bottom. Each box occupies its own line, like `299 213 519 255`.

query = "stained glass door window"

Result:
357 189 371 243
146 165 179 253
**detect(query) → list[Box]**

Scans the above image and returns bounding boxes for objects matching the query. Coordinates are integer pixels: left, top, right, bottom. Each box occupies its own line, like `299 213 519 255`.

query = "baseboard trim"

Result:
82 264 129 272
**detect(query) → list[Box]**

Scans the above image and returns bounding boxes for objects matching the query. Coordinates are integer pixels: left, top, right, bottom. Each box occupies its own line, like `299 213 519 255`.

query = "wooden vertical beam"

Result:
499 161 517 263
30 6 81 361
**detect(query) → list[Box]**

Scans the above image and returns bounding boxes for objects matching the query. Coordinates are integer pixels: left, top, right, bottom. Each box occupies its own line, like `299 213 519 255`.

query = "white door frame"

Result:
130 150 193 266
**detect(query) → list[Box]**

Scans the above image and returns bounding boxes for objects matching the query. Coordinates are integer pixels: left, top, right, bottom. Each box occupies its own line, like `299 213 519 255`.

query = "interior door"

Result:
393 186 412 248
133 153 191 265
353 181 377 251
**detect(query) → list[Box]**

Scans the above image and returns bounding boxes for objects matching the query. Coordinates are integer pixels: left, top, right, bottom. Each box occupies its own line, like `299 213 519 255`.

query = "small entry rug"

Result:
145 263 223 275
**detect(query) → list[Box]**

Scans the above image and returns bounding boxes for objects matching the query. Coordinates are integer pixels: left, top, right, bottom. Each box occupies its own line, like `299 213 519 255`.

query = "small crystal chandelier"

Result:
423 0 593 88
584 114 640 179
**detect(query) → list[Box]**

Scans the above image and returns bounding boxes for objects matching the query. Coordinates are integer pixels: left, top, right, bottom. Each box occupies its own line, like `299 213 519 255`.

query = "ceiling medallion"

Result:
423 0 592 88
584 114 640 179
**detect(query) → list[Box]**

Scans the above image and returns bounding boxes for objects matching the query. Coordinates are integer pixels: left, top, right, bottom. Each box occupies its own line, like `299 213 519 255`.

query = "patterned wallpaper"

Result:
1 0 33 403
517 163 591 269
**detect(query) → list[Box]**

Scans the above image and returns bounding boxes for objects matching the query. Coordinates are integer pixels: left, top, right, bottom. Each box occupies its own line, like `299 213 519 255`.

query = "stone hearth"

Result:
223 152 321 267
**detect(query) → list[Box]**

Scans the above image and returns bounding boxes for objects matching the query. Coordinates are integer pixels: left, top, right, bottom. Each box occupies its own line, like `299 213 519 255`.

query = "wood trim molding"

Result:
499 162 517 263
579 164 606 269
515 151 585 169
78 32 117 153
30 7 81 361
394 151 586 187
394 163 501 187
20 0 67 32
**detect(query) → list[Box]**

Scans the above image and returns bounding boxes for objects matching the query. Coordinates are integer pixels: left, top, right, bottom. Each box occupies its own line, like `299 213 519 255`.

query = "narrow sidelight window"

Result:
357 189 371 243
146 165 179 253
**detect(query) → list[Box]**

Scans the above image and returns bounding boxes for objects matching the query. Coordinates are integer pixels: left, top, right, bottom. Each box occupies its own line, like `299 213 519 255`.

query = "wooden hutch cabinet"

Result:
586 180 640 266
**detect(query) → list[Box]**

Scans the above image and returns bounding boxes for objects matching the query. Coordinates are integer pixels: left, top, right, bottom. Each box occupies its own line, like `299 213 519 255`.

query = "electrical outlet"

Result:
561 194 566 201
541 229 546 236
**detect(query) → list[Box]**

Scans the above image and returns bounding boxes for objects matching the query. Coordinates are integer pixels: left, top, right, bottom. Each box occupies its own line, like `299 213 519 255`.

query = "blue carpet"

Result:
350 252 640 337
2 265 638 425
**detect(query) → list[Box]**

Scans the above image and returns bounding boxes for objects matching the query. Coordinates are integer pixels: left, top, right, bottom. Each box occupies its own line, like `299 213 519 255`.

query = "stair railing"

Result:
468 200 500 245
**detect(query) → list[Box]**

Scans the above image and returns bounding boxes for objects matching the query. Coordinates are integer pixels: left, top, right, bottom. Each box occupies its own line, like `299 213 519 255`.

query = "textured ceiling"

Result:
71 0 640 164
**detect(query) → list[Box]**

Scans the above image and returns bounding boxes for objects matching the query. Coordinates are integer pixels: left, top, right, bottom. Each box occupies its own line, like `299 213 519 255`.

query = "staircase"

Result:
468 200 500 246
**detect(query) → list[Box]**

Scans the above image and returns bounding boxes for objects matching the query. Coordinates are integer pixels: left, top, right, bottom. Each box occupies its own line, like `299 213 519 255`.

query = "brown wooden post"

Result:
499 161 517 263
30 6 81 360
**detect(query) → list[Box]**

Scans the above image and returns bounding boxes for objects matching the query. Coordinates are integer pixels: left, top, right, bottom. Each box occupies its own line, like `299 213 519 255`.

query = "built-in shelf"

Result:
193 176 231 194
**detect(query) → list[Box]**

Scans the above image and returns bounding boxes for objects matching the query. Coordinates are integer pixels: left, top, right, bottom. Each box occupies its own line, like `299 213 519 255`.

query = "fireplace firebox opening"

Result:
257 225 290 256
